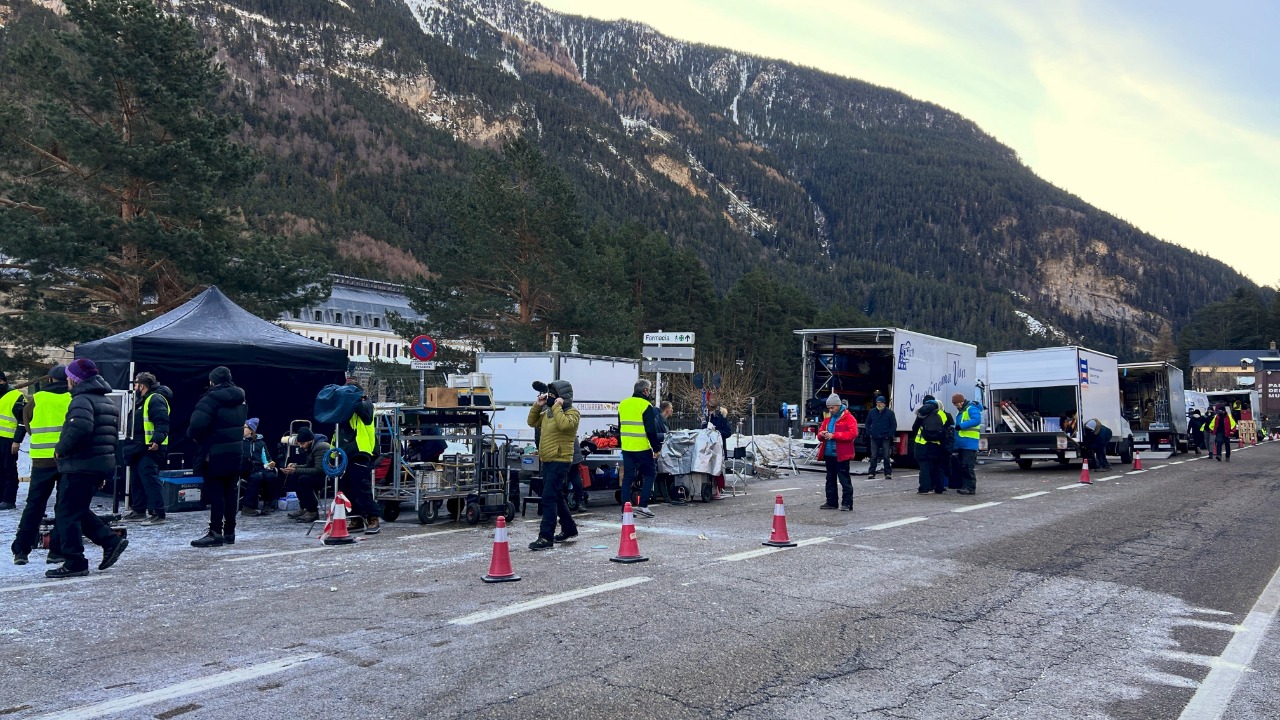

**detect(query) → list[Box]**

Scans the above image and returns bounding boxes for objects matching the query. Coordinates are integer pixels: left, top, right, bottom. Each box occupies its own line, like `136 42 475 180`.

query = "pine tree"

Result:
0 0 329 370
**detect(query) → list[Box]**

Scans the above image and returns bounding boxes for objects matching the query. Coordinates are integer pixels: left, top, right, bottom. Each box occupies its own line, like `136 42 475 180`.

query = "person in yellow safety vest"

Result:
911 395 953 494
618 379 661 518
334 376 381 535
0 370 29 510
11 365 71 565
121 373 172 524
951 393 983 495
1208 404 1237 462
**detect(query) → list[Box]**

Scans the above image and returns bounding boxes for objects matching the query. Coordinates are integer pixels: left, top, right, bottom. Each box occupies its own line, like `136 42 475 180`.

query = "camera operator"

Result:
526 380 579 550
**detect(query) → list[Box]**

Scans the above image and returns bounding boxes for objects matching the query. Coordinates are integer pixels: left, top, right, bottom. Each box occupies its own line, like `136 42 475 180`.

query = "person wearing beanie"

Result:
951 393 983 495
866 395 897 480
911 395 953 495
122 372 172 524
12 366 71 564
239 418 279 516
281 425 330 523
47 359 128 578
187 367 247 547
816 393 859 510
0 369 29 510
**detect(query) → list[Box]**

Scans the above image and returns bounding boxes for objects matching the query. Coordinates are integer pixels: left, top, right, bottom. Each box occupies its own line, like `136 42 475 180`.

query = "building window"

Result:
315 311 323 322
355 316 363 326
373 343 380 357
372 317 381 328
355 341 362 355
293 310 302 320
337 339 344 349
334 312 343 324
392 345 398 359
329 339 336 346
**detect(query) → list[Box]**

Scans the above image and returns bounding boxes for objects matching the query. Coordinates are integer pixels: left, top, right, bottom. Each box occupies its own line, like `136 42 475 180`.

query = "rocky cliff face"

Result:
12 0 1249 353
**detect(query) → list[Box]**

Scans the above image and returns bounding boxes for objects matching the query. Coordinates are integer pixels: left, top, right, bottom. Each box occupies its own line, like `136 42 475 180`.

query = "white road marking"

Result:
863 517 928 531
1171 461 1186 465
951 502 1002 513
1011 491 1051 500
1161 650 1249 671
1057 483 1089 490
223 547 332 563
1187 606 1234 616
0 577 99 593
1175 619 1243 632
772 487 802 492
1151 465 1168 470
717 536 832 562
398 528 470 541
448 577 651 626
1179 550 1280 719
1127 470 1148 475
30 653 322 720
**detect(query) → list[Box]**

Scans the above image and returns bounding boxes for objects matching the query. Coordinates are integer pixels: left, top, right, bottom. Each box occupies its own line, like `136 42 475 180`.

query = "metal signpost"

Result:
642 332 695 402
410 335 438 406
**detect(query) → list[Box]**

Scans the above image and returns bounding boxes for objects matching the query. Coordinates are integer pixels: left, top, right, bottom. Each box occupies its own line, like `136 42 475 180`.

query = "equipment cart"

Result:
374 405 517 525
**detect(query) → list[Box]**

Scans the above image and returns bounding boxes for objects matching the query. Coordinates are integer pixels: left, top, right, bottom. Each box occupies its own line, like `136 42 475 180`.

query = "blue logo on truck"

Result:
897 341 914 370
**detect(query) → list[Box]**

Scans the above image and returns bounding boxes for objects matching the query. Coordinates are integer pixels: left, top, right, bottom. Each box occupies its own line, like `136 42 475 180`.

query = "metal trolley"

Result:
373 404 517 525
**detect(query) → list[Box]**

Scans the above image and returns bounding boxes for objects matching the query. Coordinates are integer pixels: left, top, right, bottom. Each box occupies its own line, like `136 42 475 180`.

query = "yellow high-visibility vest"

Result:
350 414 375 454
28 390 72 459
914 407 949 445
957 405 979 440
0 389 21 439
618 396 652 452
143 393 169 447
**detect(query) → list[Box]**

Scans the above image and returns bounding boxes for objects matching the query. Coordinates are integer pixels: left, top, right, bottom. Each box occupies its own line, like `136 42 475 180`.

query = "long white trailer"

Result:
795 327 978 459
981 346 1133 469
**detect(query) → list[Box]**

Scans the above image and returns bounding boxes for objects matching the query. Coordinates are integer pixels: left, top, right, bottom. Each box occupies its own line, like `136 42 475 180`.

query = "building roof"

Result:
280 275 424 326
1189 349 1280 368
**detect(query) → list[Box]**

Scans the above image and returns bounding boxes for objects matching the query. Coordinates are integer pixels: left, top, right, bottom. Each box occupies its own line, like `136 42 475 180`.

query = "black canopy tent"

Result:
75 286 348 464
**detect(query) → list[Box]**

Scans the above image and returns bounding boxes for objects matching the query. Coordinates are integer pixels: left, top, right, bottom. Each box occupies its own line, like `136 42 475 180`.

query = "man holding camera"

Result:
527 380 579 550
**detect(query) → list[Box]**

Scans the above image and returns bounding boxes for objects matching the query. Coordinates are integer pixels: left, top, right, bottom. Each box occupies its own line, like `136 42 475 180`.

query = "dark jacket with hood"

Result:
293 437 332 482
335 385 375 461
188 380 248 477
241 433 270 477
128 385 173 458
527 380 579 463
55 374 119 475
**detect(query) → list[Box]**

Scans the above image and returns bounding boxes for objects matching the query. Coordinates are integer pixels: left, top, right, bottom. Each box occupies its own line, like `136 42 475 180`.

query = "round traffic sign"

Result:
410 335 437 361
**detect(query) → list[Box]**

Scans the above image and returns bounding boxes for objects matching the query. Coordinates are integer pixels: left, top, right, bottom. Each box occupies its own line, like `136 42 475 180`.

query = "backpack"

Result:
314 384 364 425
922 411 946 442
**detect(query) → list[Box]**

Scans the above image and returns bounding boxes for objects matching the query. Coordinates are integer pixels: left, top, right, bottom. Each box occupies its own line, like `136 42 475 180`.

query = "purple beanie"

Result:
246 417 260 433
66 358 100 383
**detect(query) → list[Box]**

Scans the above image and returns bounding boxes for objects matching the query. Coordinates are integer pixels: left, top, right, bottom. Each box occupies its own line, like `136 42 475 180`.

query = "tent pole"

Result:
116 361 135 515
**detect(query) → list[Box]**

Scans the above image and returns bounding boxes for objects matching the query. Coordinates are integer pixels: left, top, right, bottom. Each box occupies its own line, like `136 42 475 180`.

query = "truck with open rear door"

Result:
1118 361 1189 457
981 346 1133 469
795 328 978 461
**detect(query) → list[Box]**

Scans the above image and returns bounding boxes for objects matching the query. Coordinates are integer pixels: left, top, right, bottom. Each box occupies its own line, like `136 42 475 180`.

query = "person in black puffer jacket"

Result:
48 359 129 579
187 366 247 548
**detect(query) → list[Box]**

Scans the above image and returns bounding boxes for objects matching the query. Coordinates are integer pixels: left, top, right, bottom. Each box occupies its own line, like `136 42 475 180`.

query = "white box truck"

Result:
795 328 978 459
1118 361 1189 456
477 351 641 443
981 346 1133 469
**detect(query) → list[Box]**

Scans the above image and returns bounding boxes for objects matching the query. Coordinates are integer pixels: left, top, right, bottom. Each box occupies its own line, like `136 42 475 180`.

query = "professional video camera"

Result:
531 380 574 408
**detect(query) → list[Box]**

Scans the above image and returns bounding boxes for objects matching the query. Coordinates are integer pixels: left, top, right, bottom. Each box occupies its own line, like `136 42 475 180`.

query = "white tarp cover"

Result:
659 427 724 476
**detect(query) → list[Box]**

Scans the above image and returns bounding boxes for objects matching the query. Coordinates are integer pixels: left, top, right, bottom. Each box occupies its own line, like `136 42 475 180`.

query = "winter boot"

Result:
190 529 225 548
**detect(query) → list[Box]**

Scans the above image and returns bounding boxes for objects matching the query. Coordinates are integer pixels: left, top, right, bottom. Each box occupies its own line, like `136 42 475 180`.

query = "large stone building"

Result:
278 275 424 365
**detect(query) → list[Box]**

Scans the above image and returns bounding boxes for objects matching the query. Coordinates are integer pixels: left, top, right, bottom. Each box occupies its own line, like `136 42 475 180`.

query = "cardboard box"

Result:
425 387 458 408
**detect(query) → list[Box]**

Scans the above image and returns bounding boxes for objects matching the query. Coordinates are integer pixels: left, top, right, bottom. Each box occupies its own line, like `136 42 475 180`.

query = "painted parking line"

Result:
398 528 470 541
1126 470 1148 475
223 547 332 563
773 487 803 493
1011 491 1051 500
30 653 322 720
951 502 1002 514
448 577 651 626
1057 483 1089 490
0 577 100 594
863 516 928 531
1179 542 1280 719
1171 461 1186 465
717 536 832 562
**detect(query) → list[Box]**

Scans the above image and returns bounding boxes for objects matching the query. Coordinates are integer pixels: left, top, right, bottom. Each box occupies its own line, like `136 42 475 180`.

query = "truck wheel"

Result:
1119 442 1134 465
381 501 401 523
1016 459 1033 471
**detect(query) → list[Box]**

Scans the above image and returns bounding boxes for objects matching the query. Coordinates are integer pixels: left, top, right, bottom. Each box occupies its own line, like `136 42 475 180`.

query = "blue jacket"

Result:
866 407 898 439
953 401 983 451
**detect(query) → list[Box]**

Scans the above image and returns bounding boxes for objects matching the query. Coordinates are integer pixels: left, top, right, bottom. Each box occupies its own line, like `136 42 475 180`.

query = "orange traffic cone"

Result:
1079 459 1092 484
482 516 521 583
610 502 649 564
763 494 798 548
1132 451 1143 471
321 492 356 545
1238 434 1244 449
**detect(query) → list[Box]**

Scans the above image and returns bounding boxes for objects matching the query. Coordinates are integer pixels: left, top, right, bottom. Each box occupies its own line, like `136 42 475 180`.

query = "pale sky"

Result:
534 0 1280 287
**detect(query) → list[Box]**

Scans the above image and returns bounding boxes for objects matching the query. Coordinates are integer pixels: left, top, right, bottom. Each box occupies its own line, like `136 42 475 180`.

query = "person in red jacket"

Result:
816 393 859 510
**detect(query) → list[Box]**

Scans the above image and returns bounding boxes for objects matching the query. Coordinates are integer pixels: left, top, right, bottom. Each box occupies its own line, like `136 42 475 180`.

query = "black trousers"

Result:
824 457 853 507
294 472 323 513
0 439 18 505
203 472 239 536
55 471 118 570
340 460 379 519
242 469 281 509
130 452 165 516
13 465 60 555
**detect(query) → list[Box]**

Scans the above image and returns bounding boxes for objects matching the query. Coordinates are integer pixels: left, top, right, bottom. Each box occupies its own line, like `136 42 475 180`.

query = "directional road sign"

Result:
642 345 695 360
642 332 695 345
410 335 437 362
642 360 695 374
